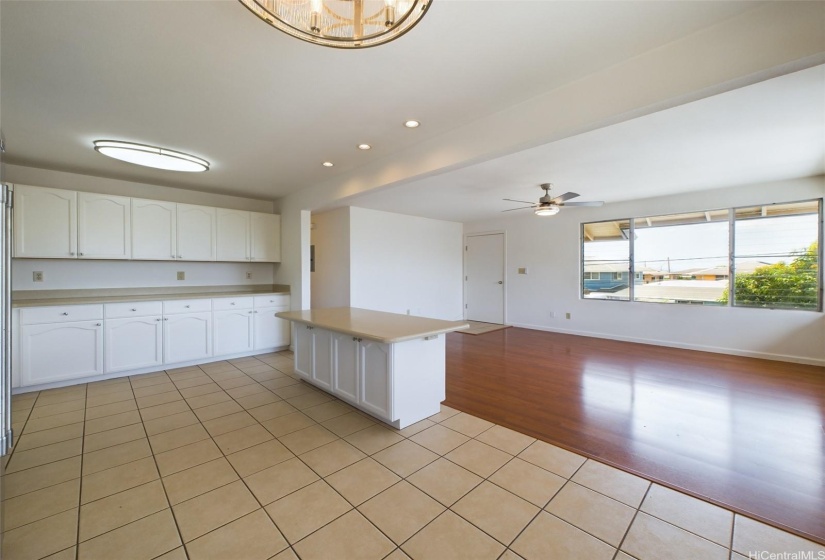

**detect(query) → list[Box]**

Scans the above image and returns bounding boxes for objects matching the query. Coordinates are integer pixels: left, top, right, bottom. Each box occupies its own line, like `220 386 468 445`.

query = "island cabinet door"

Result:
359 341 392 420
312 329 333 391
332 333 359 404
294 324 314 379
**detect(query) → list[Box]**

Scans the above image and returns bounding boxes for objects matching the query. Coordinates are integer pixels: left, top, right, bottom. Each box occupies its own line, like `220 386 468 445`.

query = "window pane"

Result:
732 200 820 310
582 219 630 300
632 210 729 305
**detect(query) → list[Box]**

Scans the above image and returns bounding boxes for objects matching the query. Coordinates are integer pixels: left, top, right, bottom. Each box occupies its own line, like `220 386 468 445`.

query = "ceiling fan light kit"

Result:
238 0 431 49
503 183 604 216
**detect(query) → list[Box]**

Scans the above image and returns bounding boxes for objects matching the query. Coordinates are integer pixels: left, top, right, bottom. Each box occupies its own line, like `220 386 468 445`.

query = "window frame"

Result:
580 198 823 311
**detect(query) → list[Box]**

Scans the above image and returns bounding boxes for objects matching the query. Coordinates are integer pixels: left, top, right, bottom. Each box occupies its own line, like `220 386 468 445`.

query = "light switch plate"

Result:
518 267 528 275
177 271 185 281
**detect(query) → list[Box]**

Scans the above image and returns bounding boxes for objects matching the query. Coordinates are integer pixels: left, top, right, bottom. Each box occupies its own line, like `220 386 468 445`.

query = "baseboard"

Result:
508 321 825 367
12 345 290 394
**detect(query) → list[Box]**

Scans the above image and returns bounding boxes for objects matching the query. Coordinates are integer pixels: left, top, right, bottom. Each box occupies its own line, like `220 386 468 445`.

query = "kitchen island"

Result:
276 307 468 428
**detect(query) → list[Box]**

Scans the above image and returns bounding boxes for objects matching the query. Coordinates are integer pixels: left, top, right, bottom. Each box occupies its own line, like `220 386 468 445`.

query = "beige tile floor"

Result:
4 351 824 560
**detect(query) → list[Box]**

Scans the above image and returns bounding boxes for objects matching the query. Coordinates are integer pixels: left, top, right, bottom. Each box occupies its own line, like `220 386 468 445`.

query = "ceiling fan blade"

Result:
551 192 579 203
503 198 535 204
562 200 604 207
501 206 535 212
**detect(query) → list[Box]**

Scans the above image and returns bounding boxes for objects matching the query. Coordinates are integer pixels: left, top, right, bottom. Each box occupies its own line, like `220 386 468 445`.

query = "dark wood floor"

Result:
443 327 825 545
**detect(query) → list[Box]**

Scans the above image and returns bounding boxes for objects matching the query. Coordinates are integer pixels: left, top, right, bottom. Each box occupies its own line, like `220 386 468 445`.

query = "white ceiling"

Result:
348 64 825 223
1 0 773 206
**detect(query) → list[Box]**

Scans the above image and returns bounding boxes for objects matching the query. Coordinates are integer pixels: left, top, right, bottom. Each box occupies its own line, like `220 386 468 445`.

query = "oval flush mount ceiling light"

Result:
93 140 209 172
404 120 420 128
238 0 431 49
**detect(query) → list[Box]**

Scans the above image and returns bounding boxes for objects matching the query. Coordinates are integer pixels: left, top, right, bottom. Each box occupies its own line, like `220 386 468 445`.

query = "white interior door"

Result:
465 233 505 323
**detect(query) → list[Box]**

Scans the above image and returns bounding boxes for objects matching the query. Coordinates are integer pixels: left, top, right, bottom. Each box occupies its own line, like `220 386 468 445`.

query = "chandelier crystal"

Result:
238 0 431 48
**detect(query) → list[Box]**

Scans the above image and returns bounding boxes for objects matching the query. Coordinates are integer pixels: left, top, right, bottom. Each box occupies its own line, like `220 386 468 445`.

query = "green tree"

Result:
718 242 819 309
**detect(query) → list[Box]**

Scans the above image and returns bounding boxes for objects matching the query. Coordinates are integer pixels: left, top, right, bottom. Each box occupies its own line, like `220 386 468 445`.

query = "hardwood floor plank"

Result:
444 328 825 545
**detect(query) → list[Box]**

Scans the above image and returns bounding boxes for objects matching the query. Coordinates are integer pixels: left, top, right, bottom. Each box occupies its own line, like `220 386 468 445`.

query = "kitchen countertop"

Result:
13 285 290 307
276 307 469 344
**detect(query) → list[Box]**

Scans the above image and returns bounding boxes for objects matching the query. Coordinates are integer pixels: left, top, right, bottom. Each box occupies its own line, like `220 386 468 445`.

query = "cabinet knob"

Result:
61 312 69 316
69 252 75 256
79 252 84 256
178 255 182 259
96 323 101 326
164 318 168 321
171 255 176 259
248 310 253 314
185 305 190 308
130 308 137 312
230 302 235 305
156 318 161 321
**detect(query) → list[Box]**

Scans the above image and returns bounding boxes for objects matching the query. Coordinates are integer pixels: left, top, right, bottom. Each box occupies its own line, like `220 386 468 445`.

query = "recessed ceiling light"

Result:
358 144 371 150
93 140 209 172
322 161 334 167
404 120 420 128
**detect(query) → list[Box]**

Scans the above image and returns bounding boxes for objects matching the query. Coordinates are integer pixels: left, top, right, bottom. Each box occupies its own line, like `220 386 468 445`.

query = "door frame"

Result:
463 230 507 324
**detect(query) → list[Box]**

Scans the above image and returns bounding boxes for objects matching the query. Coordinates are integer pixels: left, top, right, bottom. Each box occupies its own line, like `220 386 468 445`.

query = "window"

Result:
632 210 730 305
731 200 821 310
582 219 630 300
581 199 822 311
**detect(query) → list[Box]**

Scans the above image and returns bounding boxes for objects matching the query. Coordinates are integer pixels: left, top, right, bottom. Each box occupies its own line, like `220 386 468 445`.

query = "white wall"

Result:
7 165 277 291
349 207 463 321
464 176 825 365
310 207 351 309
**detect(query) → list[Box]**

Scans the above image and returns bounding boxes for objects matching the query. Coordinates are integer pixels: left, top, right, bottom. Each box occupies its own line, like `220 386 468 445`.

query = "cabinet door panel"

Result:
177 204 216 261
217 209 250 262
105 316 163 373
77 193 131 259
163 312 212 364
312 329 333 391
253 306 290 350
214 309 253 356
21 320 103 385
333 333 359 404
360 341 391 419
132 198 177 260
13 185 77 258
294 324 313 379
250 213 280 262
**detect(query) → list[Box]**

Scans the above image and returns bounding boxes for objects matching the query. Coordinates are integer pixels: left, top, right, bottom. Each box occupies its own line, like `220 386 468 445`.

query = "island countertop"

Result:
275 307 468 344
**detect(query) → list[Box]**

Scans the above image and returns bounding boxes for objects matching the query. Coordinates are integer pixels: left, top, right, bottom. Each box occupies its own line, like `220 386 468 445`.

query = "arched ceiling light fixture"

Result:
93 140 209 172
238 0 431 49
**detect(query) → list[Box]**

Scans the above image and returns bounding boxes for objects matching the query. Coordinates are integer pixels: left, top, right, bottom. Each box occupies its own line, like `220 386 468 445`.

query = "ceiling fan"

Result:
503 183 604 216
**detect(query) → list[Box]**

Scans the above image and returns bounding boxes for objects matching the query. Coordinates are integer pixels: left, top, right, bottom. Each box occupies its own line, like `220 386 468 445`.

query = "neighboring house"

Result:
583 264 644 293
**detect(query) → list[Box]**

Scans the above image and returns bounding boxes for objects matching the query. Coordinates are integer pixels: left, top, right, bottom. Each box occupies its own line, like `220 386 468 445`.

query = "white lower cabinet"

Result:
294 324 314 379
214 309 254 356
163 312 213 364
20 320 104 385
312 329 333 391
359 340 391 419
332 332 359 404
105 316 163 373
253 306 290 351
15 293 289 390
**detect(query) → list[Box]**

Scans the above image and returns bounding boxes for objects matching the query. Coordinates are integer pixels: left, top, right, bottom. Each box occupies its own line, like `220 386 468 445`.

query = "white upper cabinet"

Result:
132 198 177 260
216 209 251 262
12 184 279 262
251 212 280 262
177 204 216 261
77 192 131 259
13 184 77 258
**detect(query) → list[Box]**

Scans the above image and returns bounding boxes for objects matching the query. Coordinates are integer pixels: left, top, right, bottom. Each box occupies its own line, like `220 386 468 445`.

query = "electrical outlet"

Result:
246 272 252 280
33 271 44 282
177 271 185 281
565 312 571 319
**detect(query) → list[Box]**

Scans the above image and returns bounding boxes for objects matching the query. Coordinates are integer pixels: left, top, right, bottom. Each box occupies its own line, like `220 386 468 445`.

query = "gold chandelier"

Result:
238 0 431 49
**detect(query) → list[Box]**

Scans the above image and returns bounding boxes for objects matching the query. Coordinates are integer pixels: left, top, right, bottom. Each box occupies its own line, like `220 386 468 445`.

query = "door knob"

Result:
498 281 503 284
